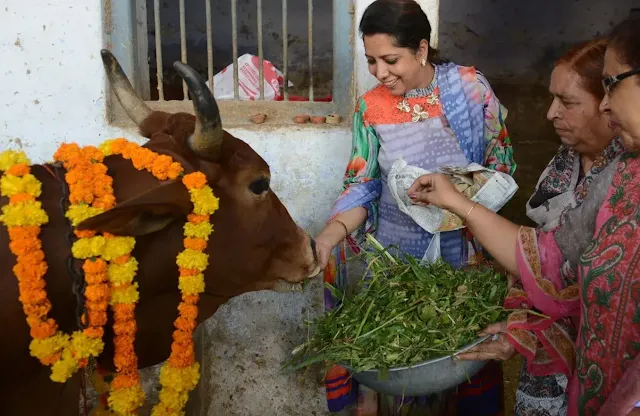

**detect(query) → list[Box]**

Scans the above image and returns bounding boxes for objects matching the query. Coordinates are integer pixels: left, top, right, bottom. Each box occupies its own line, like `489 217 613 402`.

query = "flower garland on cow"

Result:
0 137 219 415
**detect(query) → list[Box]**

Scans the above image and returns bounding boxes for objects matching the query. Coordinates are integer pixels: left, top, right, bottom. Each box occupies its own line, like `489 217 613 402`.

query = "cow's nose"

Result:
309 236 318 263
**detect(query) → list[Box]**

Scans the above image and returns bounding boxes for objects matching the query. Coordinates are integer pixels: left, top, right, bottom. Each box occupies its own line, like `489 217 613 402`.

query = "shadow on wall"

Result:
146 0 334 101
437 0 638 223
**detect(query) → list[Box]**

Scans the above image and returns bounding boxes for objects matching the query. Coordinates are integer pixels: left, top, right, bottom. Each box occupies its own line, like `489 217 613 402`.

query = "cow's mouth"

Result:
272 268 321 293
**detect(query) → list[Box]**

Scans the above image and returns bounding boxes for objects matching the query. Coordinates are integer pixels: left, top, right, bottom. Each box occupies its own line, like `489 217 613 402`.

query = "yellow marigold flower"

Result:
176 249 209 272
50 350 79 382
108 258 139 285
178 274 205 295
98 139 116 156
0 150 30 171
69 331 104 359
189 186 219 215
29 332 70 359
72 236 105 259
66 204 104 226
108 385 145 415
111 283 140 305
0 174 42 197
0 201 49 227
183 221 213 240
154 389 190 415
103 237 136 261
159 363 200 391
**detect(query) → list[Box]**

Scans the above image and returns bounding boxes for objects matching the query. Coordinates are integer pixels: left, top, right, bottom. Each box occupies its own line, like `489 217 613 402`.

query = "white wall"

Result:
0 0 439 414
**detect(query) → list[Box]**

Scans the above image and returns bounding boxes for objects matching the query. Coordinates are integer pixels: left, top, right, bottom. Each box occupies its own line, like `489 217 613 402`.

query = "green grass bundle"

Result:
284 234 509 374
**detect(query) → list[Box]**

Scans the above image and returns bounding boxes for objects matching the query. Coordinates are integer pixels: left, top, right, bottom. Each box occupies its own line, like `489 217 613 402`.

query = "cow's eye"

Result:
249 177 270 195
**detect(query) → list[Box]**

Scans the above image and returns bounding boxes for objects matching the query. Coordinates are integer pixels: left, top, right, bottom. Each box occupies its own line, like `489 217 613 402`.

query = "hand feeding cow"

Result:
0 50 320 415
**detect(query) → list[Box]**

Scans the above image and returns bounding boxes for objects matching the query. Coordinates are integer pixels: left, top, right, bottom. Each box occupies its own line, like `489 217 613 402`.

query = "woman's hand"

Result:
454 322 516 361
408 173 469 212
315 235 335 270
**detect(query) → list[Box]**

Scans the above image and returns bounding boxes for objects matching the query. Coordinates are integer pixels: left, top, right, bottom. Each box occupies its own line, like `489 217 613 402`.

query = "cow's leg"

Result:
0 367 80 415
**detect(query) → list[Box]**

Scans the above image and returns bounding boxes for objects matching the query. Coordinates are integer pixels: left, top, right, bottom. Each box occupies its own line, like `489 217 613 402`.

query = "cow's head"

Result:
77 50 320 295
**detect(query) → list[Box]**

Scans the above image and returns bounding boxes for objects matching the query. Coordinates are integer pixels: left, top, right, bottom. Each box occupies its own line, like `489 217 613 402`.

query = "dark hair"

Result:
556 38 608 101
359 0 443 64
609 17 640 69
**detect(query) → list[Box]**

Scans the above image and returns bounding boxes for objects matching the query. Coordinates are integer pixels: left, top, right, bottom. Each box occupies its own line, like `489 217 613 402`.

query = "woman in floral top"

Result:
314 1 516 415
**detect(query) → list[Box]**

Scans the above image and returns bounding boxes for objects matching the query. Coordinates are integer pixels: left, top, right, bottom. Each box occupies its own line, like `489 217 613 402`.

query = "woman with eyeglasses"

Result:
406 17 640 416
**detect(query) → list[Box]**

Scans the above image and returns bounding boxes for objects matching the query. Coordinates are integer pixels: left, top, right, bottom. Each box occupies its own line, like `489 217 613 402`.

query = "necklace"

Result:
396 65 440 122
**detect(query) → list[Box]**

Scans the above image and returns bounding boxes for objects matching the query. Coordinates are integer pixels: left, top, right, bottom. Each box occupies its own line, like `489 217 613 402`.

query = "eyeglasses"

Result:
602 68 640 94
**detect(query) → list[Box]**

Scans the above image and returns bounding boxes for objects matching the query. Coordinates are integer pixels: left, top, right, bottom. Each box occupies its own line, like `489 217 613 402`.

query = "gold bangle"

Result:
331 219 349 240
464 202 479 224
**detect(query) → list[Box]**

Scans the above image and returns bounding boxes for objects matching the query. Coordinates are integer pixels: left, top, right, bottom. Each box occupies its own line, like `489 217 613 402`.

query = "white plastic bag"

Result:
206 53 293 101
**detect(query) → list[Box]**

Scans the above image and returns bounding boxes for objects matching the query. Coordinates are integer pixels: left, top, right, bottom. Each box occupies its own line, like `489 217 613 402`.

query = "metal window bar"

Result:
307 0 313 102
231 0 239 99
282 0 288 101
257 0 264 100
153 0 164 101
206 0 213 90
179 0 188 99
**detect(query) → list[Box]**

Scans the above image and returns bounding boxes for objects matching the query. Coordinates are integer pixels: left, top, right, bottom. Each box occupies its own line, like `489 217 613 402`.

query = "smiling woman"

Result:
312 0 516 415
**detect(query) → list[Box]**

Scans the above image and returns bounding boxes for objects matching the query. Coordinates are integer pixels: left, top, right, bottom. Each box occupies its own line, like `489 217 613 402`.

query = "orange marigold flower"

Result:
86 310 108 327
9 237 42 256
9 193 36 204
19 289 48 305
54 143 82 167
83 258 108 274
112 255 131 265
182 294 199 304
74 229 96 239
85 283 110 301
8 225 40 240
93 194 116 210
13 261 47 282
131 148 158 170
182 172 207 189
174 316 197 332
41 352 62 365
7 163 30 176
113 303 135 320
178 303 198 320
109 138 128 154
84 327 104 339
178 268 198 277
150 155 173 180
29 319 58 339
187 214 209 224
84 273 108 285
18 277 47 293
111 372 140 390
81 146 104 163
172 330 192 344
112 321 136 337
23 300 52 318
91 163 108 176
20 250 45 265
183 237 207 251
167 162 184 180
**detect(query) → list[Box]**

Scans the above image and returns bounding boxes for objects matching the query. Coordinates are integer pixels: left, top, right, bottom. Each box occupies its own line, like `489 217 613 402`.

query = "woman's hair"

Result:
359 0 443 64
556 38 608 101
609 17 640 69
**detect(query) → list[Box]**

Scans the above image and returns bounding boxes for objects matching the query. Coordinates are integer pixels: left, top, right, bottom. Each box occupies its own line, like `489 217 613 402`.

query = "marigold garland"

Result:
0 139 219 416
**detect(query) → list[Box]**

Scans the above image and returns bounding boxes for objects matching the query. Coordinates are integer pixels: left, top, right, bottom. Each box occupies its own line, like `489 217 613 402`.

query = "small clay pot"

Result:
294 114 310 124
326 114 342 124
250 113 267 124
311 115 326 124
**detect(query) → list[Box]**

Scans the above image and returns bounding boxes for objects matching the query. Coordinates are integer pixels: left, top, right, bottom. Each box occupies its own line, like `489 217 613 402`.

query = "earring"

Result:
421 57 427 67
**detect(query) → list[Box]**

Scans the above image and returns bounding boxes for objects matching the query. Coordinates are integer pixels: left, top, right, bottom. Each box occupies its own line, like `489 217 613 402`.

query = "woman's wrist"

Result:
445 193 475 217
318 221 349 246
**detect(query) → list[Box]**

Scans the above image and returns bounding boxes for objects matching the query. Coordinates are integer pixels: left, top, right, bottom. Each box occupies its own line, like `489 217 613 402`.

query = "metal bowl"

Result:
342 335 490 396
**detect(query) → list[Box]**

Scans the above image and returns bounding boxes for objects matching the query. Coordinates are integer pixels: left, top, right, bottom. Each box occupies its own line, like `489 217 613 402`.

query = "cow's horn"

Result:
173 61 223 160
100 49 152 126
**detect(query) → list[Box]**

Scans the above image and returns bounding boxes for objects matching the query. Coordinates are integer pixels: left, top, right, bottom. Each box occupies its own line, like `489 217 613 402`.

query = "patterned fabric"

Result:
526 139 625 232
510 153 640 416
323 63 516 415
512 138 623 415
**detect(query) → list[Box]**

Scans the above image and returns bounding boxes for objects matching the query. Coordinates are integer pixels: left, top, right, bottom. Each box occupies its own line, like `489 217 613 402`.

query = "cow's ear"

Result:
76 179 192 236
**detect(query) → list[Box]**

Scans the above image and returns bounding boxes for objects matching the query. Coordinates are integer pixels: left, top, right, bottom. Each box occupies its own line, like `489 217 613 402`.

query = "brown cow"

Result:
0 50 320 415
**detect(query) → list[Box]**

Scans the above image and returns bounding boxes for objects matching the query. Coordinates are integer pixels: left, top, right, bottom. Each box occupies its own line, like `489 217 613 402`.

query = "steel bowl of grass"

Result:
283 234 516 396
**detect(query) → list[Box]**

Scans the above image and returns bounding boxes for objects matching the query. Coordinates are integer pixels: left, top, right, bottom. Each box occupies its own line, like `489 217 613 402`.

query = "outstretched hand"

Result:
408 173 467 211
454 322 516 361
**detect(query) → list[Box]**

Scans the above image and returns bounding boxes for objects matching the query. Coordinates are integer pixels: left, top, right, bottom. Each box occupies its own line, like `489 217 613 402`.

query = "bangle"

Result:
463 202 479 224
331 219 349 240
